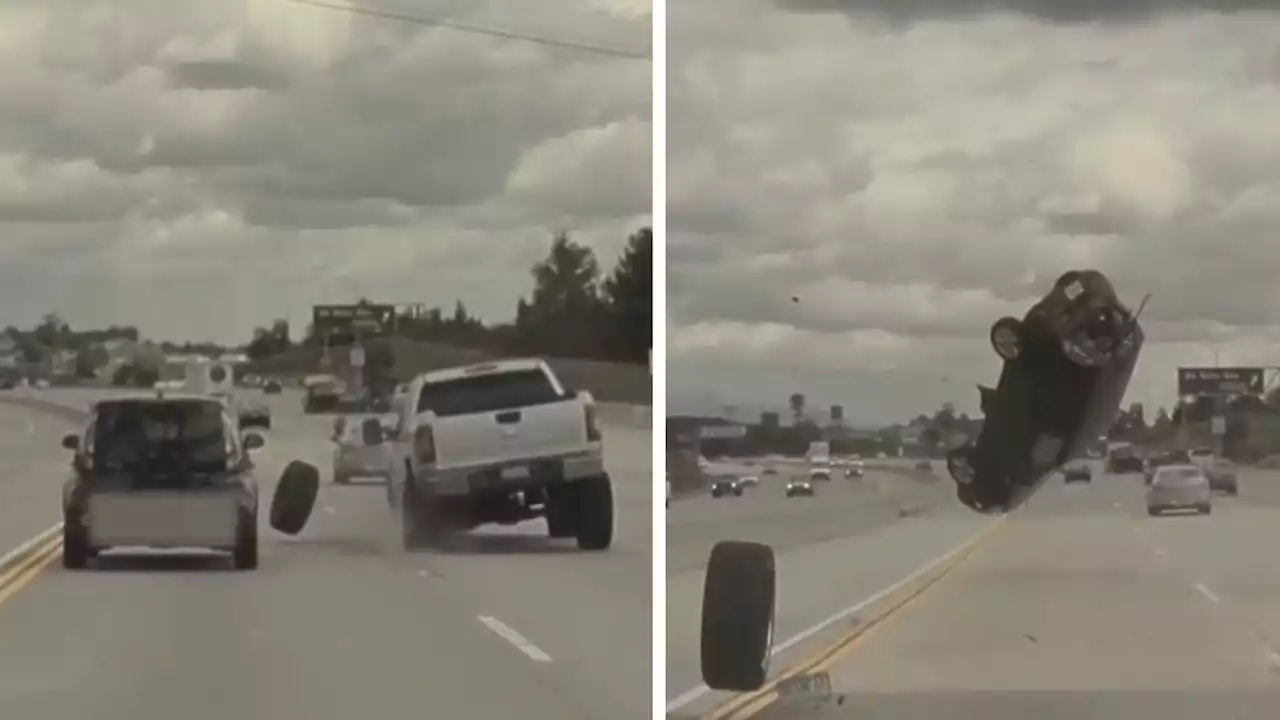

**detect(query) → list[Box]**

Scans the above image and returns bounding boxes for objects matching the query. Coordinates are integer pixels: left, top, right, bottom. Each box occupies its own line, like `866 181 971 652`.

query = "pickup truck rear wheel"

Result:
701 540 775 691
402 480 444 549
545 486 577 538
573 474 614 551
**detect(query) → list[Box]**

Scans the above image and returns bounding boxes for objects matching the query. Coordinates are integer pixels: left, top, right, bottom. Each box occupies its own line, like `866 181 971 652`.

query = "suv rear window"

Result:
90 400 228 471
416 369 560 417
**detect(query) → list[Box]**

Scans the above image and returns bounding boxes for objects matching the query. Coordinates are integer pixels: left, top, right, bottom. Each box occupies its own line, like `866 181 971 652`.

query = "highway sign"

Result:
699 424 748 440
1177 367 1265 396
312 304 396 334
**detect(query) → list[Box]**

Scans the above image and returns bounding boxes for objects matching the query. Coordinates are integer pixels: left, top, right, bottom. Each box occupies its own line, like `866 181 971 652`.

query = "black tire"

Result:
573 474 614 551
62 521 89 570
233 508 259 570
545 486 576 539
701 540 776 692
333 471 350 485
1147 507 1160 517
1199 504 1212 515
269 461 320 535
991 316 1024 361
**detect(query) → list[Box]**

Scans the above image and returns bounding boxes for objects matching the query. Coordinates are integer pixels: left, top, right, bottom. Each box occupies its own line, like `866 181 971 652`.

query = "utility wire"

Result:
284 0 650 60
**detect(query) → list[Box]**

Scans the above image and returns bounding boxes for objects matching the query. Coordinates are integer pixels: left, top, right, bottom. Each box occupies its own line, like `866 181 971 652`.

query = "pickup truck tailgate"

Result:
429 401 589 469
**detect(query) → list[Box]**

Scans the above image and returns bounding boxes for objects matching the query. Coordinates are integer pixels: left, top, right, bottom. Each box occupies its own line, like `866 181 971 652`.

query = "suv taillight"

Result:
413 425 436 465
585 404 601 442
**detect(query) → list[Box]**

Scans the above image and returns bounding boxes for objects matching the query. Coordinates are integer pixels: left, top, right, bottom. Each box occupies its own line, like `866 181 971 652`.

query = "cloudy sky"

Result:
668 0 1280 426
0 0 651 345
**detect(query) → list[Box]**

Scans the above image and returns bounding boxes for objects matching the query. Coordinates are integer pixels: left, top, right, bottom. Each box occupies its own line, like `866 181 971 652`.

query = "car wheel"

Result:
1147 507 1160 517
702 541 775 692
333 471 350 485
233 507 259 570
1198 504 1212 515
62 520 90 570
573 474 614 551
990 316 1024 362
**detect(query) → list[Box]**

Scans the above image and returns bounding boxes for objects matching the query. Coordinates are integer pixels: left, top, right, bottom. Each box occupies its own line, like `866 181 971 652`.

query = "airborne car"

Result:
58 393 321 570
945 270 1148 513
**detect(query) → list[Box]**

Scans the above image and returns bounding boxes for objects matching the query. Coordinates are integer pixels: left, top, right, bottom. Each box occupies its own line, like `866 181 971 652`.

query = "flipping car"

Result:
59 393 321 570
1146 464 1212 516
375 358 614 550
946 270 1148 513
710 478 743 498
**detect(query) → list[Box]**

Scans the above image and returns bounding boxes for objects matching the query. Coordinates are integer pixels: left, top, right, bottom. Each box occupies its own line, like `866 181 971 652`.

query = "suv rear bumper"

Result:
75 488 250 550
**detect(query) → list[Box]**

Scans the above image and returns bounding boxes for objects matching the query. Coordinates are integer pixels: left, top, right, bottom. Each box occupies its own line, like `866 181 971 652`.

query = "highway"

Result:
0 390 652 720
668 463 1280 720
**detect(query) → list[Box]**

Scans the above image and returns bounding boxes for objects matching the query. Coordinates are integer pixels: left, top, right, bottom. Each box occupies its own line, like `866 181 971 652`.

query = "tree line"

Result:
245 227 652 368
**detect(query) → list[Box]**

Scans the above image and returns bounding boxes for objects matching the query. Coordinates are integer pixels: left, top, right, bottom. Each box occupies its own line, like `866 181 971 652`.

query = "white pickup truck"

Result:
365 358 613 551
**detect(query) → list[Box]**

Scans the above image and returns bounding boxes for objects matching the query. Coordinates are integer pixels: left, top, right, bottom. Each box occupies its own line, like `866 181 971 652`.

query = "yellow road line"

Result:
0 536 61 604
704 518 1015 720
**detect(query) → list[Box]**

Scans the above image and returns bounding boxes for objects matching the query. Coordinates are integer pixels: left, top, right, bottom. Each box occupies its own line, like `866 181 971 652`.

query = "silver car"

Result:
331 415 394 484
1146 464 1212 516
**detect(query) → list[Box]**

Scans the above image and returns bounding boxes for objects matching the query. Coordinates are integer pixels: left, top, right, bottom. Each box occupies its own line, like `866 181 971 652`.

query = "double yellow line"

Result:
703 518 1014 720
0 531 62 606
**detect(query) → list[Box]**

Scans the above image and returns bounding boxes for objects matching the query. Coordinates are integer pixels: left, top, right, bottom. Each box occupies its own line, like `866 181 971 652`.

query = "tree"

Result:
517 232 606 358
600 227 652 364
788 392 806 422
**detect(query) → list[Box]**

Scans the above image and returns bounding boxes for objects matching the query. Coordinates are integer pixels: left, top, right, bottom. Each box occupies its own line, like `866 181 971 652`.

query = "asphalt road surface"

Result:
675 463 1280 720
0 391 651 720
666 465 962 716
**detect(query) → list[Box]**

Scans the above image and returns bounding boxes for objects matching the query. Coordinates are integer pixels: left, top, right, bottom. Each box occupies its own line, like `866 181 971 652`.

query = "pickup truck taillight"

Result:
413 425 436 465
585 404 601 442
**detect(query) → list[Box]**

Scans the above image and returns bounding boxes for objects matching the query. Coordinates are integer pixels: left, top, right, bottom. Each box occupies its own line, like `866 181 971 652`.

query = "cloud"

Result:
0 0 651 343
668 0 1280 424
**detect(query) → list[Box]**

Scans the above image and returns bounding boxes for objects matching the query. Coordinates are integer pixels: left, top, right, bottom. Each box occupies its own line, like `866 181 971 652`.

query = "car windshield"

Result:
1156 468 1203 486
415 368 560 417
90 400 228 471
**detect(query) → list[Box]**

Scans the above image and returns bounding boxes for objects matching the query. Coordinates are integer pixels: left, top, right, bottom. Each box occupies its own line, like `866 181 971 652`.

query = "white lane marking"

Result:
665 518 1005 712
478 616 552 662
1195 582 1221 604
0 524 62 569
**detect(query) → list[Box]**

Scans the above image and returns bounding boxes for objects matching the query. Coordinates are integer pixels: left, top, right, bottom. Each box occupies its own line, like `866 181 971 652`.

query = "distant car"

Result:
711 479 743 498
738 475 759 488
1146 465 1212 516
1144 450 1189 485
762 467 778 476
844 466 863 479
263 379 283 394
1187 447 1214 465
331 415 393 485
946 270 1146 513
1063 463 1092 483
1201 458 1239 495
785 478 814 497
1107 444 1145 474
809 468 832 482
302 375 343 413
914 459 933 472
236 397 272 430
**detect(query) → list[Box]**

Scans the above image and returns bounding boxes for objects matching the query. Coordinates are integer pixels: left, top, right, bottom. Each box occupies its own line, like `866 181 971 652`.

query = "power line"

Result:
284 0 650 60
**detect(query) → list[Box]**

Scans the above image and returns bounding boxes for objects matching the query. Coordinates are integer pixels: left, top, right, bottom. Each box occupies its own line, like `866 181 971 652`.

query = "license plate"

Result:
500 465 530 481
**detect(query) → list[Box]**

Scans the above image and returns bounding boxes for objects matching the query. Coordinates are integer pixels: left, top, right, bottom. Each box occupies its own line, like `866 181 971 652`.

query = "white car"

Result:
785 478 815 497
58 393 270 570
331 415 394 484
738 475 759 488
375 358 613 550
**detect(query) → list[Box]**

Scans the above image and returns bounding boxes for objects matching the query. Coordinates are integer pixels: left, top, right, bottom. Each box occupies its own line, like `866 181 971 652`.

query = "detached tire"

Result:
270 461 320 535
701 540 776 692
573 474 614 551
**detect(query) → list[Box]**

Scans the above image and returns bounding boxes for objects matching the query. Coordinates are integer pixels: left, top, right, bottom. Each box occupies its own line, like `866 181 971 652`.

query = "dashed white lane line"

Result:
1194 582 1221 604
478 616 552 662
